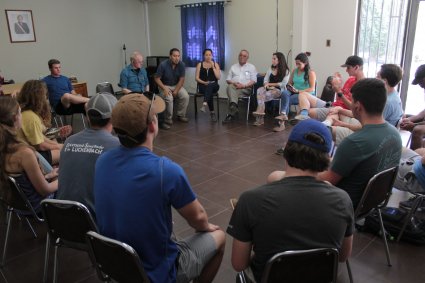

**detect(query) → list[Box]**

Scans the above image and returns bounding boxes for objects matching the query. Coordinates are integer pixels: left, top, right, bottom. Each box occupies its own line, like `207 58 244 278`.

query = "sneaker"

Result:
275 114 288 121
275 147 285 155
294 114 310 121
177 116 189 123
164 119 173 125
160 123 170 130
222 114 234 124
200 105 206 113
399 196 425 211
273 121 286 132
210 113 217 122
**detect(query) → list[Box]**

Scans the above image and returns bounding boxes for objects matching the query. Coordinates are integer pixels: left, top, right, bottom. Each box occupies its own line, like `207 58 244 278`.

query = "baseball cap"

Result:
87 92 118 119
412 64 425 85
288 119 333 153
341 55 364 67
112 92 165 139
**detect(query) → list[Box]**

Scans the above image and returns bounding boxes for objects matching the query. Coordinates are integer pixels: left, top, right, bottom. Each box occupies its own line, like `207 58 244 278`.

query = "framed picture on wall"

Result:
5 10 36 43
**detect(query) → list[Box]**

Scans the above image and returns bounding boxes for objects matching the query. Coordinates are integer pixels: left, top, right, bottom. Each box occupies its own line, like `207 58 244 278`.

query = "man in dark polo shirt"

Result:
154 48 189 129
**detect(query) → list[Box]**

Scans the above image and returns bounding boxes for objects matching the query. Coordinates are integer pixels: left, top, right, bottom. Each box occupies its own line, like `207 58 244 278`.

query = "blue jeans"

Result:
280 90 300 114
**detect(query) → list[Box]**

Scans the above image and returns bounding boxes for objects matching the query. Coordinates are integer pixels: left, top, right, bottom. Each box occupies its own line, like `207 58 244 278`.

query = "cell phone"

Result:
286 84 298 94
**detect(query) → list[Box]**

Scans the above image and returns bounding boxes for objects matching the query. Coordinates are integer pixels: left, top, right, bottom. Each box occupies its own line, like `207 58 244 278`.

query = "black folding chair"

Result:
236 248 339 283
86 231 151 283
354 166 399 267
41 199 98 283
96 82 115 95
0 176 44 267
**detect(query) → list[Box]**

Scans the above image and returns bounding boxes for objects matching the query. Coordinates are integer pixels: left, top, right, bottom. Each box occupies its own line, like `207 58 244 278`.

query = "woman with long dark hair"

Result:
195 48 221 122
0 96 57 212
279 53 316 123
252 52 290 129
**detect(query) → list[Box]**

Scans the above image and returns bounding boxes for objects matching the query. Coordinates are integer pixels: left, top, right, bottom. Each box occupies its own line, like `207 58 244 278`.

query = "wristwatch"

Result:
337 92 343 98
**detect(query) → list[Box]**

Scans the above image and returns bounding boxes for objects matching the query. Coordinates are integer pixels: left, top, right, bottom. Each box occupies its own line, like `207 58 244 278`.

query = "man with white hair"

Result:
119 51 150 94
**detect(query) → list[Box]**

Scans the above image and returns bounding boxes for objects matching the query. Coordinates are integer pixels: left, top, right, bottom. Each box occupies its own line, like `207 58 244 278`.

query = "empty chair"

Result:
86 231 151 283
40 199 98 283
237 248 338 283
1 176 44 267
96 82 115 95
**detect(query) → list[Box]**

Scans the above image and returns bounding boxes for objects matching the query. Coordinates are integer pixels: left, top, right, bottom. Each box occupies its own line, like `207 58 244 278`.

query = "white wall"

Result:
0 0 148 95
302 0 358 91
148 0 294 97
0 0 358 98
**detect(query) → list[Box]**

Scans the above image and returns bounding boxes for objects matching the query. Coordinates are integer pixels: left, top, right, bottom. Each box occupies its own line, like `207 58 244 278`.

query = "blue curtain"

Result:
181 2 225 69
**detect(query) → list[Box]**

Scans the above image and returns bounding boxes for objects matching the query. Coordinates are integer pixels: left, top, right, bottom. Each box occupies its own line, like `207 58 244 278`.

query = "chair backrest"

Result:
355 166 399 219
1 176 43 221
96 82 114 95
40 199 97 249
86 231 151 283
261 248 339 283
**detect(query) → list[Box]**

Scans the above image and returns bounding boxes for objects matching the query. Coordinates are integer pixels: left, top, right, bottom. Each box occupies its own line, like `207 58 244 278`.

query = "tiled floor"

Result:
0 98 424 282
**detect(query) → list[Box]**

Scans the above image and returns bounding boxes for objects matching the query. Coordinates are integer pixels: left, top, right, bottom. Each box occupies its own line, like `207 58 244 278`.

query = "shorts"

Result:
334 117 361 145
315 107 330 121
37 150 53 166
54 102 86 115
176 232 217 283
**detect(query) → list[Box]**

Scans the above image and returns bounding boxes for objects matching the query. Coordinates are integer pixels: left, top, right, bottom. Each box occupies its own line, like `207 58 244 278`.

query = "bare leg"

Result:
411 125 425 150
51 149 61 165
195 229 225 283
60 93 89 109
267 171 286 183
298 92 319 111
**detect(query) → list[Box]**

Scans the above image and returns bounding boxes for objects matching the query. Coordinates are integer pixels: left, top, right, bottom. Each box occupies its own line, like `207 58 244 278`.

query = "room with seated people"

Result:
1 0 425 282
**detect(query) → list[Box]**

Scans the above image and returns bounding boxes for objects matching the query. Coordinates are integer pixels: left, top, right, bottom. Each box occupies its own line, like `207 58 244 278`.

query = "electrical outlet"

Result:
326 39 331 47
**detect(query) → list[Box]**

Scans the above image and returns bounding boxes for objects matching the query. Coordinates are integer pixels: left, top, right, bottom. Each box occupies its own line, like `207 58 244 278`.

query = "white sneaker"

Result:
294 114 310 121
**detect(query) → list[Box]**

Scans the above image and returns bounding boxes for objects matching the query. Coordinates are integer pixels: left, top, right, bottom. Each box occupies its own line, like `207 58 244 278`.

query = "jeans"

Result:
280 90 300 114
198 82 219 112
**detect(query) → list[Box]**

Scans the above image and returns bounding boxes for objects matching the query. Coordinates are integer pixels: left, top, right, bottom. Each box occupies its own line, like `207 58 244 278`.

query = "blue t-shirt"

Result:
119 65 149 93
155 59 185 86
383 90 403 126
94 146 196 283
42 75 73 107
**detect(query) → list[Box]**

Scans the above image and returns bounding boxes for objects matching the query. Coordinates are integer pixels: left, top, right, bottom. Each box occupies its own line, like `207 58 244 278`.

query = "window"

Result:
180 2 225 68
356 0 409 77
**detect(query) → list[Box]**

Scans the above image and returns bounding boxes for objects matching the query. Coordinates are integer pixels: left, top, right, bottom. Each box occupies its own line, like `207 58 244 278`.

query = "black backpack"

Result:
363 207 425 245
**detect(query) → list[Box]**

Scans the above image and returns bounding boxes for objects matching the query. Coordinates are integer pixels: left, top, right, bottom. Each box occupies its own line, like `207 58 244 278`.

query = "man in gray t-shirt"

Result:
57 93 119 216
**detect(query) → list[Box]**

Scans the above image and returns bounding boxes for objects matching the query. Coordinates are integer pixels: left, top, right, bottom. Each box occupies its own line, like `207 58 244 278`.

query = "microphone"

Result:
123 44 126 51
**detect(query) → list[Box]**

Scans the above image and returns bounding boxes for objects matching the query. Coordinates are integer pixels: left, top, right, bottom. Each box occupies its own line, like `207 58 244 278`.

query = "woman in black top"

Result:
195 49 221 122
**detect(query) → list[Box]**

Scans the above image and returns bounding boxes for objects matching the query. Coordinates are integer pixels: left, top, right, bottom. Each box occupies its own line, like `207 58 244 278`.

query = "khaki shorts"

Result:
176 232 217 283
334 117 361 145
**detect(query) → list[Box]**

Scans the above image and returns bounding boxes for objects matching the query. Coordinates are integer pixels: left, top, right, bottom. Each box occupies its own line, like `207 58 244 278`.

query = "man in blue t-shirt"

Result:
119 51 149 94
377 64 403 126
154 48 190 130
94 93 225 283
42 59 89 115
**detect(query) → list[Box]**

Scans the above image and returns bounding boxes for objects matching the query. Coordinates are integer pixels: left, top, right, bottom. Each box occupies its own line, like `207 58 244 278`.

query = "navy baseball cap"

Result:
288 119 333 153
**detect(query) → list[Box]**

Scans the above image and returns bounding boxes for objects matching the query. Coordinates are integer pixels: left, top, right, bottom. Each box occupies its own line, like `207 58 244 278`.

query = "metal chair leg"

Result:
246 96 251 121
397 195 424 242
1 208 13 267
53 245 59 283
215 93 220 120
43 233 50 283
377 209 392 266
23 216 38 238
346 260 354 283
194 94 198 119
80 113 86 128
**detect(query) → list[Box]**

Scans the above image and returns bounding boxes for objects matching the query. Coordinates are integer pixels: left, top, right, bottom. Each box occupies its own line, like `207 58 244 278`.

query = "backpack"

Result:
364 207 425 245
